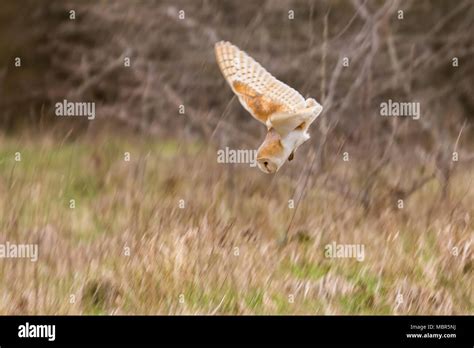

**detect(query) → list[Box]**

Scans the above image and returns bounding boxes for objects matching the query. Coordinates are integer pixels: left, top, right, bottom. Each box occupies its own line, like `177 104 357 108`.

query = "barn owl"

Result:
215 41 323 174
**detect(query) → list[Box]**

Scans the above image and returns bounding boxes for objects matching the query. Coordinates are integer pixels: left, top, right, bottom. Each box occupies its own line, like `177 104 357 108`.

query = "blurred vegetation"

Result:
0 133 472 314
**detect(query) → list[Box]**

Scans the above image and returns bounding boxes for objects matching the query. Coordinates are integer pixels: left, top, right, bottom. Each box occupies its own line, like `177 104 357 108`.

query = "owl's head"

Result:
256 129 288 174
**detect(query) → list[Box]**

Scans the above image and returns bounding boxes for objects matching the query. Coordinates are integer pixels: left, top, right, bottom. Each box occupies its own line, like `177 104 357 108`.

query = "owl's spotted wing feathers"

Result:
215 41 324 173
215 41 307 124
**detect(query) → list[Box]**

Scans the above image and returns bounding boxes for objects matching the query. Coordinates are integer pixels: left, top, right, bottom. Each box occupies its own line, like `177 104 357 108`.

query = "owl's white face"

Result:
256 128 310 174
256 129 285 173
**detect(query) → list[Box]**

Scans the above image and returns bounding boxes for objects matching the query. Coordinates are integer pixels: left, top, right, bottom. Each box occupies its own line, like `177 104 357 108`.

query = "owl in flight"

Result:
215 41 323 174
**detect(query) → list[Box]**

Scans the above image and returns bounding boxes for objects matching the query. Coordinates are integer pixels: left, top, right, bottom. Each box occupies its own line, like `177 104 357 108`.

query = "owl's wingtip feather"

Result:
215 40 232 48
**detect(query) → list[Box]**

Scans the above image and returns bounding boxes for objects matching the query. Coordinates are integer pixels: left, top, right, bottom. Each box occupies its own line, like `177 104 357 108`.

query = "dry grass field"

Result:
0 130 472 314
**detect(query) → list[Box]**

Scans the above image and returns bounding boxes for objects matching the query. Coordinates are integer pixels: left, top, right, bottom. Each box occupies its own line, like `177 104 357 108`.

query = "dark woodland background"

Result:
1 1 473 135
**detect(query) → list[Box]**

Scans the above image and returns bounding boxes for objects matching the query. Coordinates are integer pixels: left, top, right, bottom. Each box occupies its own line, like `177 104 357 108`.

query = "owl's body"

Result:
215 41 323 173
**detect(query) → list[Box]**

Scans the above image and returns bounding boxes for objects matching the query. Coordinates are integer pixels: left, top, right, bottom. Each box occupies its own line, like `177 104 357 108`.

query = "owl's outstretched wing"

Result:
215 41 307 126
